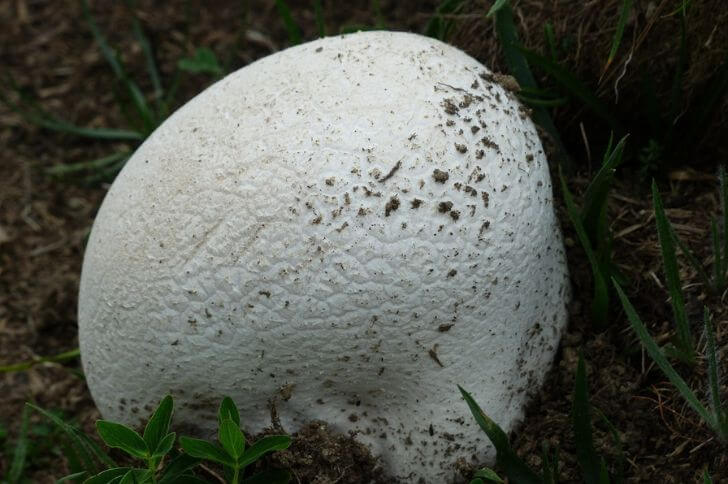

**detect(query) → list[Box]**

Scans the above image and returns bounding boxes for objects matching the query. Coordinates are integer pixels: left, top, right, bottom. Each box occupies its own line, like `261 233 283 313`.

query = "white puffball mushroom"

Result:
79 31 569 482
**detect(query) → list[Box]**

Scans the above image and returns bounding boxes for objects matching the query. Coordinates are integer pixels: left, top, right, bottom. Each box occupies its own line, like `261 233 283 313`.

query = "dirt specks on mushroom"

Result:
432 169 449 183
384 196 400 217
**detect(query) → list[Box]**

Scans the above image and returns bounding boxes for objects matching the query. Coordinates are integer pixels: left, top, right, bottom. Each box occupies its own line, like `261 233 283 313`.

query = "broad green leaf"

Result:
218 396 240 427
56 471 87 483
472 467 504 483
573 354 600 484
96 421 148 459
458 386 541 484
179 437 234 466
219 418 245 460
153 432 176 458
239 435 292 468
652 180 695 364
704 470 714 483
143 395 174 452
83 468 134 484
158 453 201 484
613 280 717 430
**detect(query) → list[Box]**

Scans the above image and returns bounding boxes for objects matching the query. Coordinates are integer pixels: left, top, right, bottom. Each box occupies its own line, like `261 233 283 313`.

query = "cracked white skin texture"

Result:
79 31 569 482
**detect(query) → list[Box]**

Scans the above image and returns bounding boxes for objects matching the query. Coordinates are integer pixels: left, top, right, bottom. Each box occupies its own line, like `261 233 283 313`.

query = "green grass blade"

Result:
458 386 541 484
652 180 695 363
45 152 130 177
703 470 714 484
711 220 725 290
8 405 31 483
613 281 717 431
491 2 570 169
424 0 466 40
27 403 115 473
540 442 559 484
0 88 143 141
125 0 163 106
517 47 622 131
561 168 609 325
573 354 601 484
81 0 155 134
275 0 302 45
703 308 727 441
81 0 123 78
37 119 144 141
670 223 713 293
720 165 727 281
543 22 558 61
517 94 569 108
177 48 223 77
594 408 625 483
582 135 628 239
486 0 508 17
314 0 326 37
604 0 632 72
0 348 80 373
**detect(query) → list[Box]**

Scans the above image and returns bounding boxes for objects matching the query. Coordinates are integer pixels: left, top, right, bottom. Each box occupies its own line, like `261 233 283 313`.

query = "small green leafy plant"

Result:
459 353 625 483
180 397 291 484
16 395 290 483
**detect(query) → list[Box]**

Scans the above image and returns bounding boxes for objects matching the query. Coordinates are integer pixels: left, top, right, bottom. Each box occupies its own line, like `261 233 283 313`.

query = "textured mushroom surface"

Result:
79 31 569 482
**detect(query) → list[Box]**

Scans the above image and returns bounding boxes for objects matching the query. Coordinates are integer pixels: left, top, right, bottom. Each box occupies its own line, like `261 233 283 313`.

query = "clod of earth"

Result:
78 31 570 483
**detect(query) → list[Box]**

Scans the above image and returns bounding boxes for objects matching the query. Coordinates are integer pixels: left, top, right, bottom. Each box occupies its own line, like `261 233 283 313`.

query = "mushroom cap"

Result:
79 31 569 482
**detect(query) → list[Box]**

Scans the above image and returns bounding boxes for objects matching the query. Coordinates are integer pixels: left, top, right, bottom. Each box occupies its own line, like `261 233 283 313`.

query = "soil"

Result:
1 0 727 483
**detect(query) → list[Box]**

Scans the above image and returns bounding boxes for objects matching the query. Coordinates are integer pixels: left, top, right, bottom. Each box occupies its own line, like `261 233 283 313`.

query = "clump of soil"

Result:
253 422 389 484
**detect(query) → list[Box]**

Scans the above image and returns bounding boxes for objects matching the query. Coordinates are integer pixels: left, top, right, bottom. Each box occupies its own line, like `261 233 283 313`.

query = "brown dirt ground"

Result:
1 0 727 482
